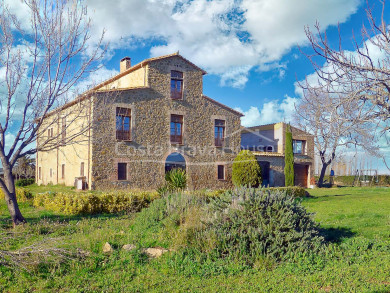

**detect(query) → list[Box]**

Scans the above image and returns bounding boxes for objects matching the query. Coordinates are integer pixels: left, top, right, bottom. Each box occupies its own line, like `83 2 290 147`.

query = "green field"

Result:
1 187 390 292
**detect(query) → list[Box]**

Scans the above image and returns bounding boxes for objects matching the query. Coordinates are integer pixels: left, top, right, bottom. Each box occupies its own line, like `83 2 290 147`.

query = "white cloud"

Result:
84 0 361 88
4 133 15 149
236 95 298 127
73 66 119 94
6 0 361 88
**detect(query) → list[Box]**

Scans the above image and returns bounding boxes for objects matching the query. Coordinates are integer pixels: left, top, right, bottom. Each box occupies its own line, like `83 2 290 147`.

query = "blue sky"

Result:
75 0 389 125
5 0 390 173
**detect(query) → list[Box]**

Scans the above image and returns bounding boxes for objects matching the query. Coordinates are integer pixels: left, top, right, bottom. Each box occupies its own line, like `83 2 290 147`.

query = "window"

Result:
171 71 183 100
61 117 66 145
61 164 65 179
80 162 84 177
293 140 305 154
116 107 131 140
47 128 53 139
170 114 183 144
118 163 127 180
38 167 41 180
217 165 225 180
214 119 225 147
50 168 52 178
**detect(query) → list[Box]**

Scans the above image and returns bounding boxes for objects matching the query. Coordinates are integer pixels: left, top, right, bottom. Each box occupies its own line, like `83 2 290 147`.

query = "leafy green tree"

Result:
284 124 294 186
232 150 262 187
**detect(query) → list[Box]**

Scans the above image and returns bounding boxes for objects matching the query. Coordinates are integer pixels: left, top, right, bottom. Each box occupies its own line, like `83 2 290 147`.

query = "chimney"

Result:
120 57 131 73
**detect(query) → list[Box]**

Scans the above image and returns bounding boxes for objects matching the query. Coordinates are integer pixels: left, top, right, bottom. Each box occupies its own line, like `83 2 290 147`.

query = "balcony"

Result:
170 134 182 144
116 130 131 141
215 137 224 147
171 89 183 100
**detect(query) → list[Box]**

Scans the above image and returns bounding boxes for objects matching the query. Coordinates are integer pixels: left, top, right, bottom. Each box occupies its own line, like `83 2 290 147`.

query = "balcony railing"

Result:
215 137 224 147
116 130 131 141
171 89 183 100
170 134 182 144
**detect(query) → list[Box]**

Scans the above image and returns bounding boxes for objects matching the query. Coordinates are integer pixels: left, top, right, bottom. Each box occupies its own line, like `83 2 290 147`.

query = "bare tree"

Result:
0 0 105 225
301 0 390 171
295 91 378 187
13 156 35 180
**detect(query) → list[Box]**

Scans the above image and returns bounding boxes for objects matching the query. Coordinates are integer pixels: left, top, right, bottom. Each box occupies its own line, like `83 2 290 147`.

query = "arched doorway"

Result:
165 152 186 173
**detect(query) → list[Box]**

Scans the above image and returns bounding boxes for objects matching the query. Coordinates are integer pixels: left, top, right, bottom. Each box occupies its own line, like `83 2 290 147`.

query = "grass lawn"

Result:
1 186 390 292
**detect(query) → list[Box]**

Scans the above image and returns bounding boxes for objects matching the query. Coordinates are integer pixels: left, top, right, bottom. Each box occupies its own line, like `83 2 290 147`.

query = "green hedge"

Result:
314 175 390 186
15 178 35 187
1 187 33 203
33 191 160 215
264 186 308 198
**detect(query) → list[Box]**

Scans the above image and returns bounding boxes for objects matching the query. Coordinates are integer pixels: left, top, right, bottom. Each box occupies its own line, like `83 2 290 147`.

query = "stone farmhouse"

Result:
36 53 243 190
241 122 314 188
36 53 314 190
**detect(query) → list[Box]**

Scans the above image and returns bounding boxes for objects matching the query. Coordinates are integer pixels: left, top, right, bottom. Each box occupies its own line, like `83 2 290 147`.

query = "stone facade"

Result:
36 53 242 190
241 122 315 187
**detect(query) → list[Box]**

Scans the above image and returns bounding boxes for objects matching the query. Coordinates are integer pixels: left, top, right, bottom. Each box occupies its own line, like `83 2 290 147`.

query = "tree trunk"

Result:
2 166 26 226
317 163 329 187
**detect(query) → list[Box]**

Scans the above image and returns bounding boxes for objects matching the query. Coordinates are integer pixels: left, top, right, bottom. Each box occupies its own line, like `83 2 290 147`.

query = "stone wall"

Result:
256 155 285 187
91 56 242 190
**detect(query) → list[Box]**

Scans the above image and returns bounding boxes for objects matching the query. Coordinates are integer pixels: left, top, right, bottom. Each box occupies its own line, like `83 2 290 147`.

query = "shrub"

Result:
202 187 323 261
165 168 187 190
232 150 262 187
265 186 308 198
33 190 159 215
158 169 187 196
378 175 390 186
284 124 294 186
15 178 35 187
1 187 33 203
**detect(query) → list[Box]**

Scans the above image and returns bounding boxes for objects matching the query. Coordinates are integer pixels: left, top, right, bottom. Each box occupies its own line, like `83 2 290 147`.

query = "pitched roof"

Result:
92 52 206 93
202 95 243 117
242 122 313 136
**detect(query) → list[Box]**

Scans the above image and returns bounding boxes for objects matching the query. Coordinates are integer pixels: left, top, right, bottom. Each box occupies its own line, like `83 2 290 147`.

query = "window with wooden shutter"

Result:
61 117 66 145
170 114 183 144
80 162 84 177
61 164 65 179
116 107 131 141
214 119 225 147
217 165 225 180
171 71 183 100
118 163 127 180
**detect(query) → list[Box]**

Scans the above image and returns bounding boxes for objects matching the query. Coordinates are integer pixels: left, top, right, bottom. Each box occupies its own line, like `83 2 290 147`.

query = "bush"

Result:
158 168 187 196
15 178 35 187
265 186 308 198
1 187 33 203
202 187 323 261
232 150 262 187
378 175 390 186
33 190 159 215
165 168 187 190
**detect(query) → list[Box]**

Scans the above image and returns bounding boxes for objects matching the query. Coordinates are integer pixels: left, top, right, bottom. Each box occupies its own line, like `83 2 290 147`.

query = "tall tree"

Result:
295 91 377 187
284 124 294 186
301 0 390 168
0 0 105 225
14 156 35 180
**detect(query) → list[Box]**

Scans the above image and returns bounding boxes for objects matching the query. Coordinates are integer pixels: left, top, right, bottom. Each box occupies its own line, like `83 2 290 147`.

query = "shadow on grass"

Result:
319 226 356 243
0 212 125 229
